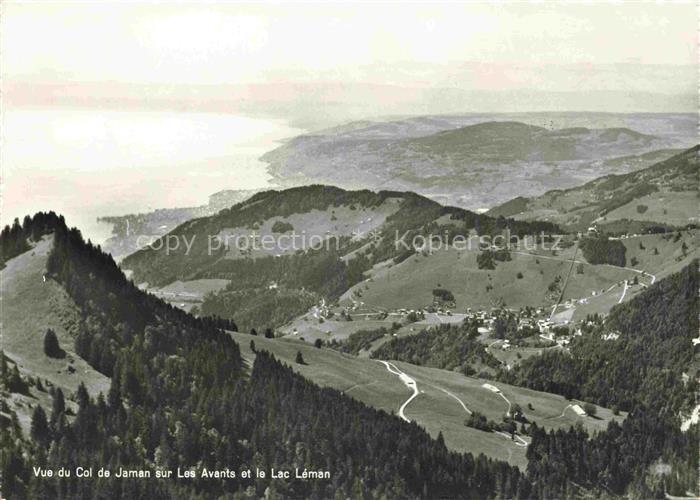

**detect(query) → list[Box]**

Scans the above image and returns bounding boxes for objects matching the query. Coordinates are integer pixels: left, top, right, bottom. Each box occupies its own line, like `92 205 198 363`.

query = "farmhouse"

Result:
571 404 587 417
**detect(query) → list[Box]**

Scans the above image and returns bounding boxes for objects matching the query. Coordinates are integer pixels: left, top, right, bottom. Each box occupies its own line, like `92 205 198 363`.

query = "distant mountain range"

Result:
487 146 699 231
1 156 697 498
261 116 694 209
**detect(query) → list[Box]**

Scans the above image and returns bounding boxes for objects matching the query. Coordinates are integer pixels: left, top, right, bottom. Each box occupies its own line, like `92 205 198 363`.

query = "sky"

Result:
2 1 697 93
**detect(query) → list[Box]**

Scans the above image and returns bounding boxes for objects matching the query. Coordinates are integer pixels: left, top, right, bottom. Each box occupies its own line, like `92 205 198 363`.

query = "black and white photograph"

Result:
1 2 698 499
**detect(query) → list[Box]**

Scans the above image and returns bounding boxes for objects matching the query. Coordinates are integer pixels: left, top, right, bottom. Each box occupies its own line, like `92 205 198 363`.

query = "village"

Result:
279 282 631 363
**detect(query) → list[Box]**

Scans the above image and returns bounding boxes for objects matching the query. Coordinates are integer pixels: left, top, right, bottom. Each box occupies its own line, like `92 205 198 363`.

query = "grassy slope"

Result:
0 238 110 432
347 247 633 311
262 230 698 355
232 332 623 470
342 228 697 319
603 191 698 226
150 278 231 313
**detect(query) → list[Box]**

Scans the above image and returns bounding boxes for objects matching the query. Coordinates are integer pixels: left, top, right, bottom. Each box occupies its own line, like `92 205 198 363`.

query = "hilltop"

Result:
487 146 699 230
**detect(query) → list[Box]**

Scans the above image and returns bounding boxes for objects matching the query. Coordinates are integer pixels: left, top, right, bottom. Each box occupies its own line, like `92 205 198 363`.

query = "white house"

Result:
572 404 587 417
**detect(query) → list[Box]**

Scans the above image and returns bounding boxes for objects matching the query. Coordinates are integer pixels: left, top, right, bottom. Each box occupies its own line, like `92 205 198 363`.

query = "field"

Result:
604 191 698 226
216 200 401 260
344 246 634 312
339 229 698 323
258 230 698 362
232 332 625 469
149 278 230 312
619 230 699 277
278 317 394 345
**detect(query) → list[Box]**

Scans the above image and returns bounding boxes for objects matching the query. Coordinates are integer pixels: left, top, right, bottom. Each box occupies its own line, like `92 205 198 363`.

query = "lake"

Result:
1 107 303 243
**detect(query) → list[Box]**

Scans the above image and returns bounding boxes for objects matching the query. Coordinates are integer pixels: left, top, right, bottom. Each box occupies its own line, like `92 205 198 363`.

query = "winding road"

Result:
378 360 420 422
379 360 530 448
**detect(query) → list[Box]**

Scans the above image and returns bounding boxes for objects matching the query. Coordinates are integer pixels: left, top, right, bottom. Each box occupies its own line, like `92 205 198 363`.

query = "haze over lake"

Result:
1 107 303 243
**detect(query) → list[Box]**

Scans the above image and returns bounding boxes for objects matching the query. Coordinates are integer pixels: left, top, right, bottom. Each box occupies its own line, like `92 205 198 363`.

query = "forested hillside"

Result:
122 185 558 331
503 261 699 497
371 321 501 376
1 214 531 499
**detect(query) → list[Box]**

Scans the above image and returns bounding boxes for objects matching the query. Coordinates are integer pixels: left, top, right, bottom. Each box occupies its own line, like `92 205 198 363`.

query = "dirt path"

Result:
618 280 629 304
378 360 420 422
495 431 529 447
481 383 512 415
343 380 378 394
429 384 473 415
547 404 573 420
380 361 530 450
486 339 509 367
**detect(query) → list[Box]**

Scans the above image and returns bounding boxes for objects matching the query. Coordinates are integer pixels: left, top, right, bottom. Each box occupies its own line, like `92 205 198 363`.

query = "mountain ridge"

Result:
487 145 699 230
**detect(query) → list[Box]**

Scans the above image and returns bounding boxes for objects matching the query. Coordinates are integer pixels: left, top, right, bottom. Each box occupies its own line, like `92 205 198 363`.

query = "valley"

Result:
114 148 696 350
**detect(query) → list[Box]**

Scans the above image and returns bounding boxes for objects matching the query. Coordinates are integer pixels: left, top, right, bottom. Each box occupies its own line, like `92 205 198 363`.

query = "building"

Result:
572 404 587 417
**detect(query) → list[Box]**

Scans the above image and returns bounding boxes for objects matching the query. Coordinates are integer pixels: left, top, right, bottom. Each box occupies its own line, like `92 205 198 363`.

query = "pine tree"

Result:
51 388 65 419
30 405 50 446
43 329 62 358
6 365 29 394
108 363 122 409
76 382 90 410
295 351 305 365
